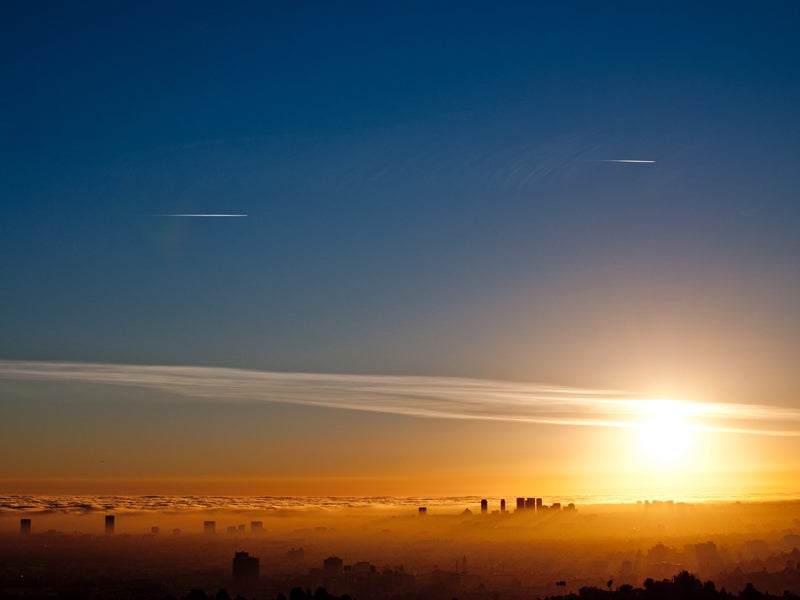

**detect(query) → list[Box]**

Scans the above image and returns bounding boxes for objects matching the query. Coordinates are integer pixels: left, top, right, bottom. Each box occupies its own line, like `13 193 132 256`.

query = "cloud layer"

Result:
1 361 799 436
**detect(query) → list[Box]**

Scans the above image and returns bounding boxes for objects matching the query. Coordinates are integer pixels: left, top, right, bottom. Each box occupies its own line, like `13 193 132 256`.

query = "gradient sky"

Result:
2 2 799 497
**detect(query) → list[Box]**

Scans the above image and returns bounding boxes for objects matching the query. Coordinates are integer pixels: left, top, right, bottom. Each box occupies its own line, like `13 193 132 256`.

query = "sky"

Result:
1 2 800 498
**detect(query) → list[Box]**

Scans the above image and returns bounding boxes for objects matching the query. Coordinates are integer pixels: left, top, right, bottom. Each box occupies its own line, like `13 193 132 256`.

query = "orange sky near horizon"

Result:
2 370 799 501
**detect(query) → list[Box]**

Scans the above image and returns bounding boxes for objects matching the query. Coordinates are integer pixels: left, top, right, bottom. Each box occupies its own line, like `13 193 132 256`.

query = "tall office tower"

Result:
204 520 216 534
251 521 264 534
480 499 488 514
105 515 115 536
20 518 31 535
500 499 506 512
516 497 525 511
525 498 535 510
536 497 543 510
232 551 260 589
323 556 344 574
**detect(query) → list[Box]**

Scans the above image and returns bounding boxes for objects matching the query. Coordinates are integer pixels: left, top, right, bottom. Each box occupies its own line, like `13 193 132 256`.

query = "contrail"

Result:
599 159 656 164
1 361 799 437
149 213 248 217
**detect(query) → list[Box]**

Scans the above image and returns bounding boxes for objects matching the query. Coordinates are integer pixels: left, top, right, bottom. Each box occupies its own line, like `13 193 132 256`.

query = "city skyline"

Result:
3 498 800 600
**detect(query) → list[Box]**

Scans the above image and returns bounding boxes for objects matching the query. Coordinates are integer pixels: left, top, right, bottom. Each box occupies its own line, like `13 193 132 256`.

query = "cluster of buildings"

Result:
203 520 264 535
418 498 577 515
306 555 416 598
17 498 578 539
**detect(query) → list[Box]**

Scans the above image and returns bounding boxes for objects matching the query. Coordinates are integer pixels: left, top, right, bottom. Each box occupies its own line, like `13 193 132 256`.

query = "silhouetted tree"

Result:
314 588 328 600
617 584 635 600
579 586 607 600
215 588 231 600
289 587 306 600
740 583 764 600
673 571 703 599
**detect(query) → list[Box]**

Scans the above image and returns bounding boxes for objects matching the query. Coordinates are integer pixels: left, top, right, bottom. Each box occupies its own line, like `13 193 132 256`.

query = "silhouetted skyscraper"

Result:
204 520 216 534
232 551 260 589
20 518 31 535
516 497 525 511
251 521 264 534
481 499 488 514
536 497 543 510
418 507 427 515
324 556 344 574
500 499 506 512
105 515 115 536
525 498 535 510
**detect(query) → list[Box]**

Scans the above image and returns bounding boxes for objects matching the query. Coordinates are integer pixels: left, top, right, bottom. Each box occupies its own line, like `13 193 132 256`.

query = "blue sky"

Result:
2 1 800 404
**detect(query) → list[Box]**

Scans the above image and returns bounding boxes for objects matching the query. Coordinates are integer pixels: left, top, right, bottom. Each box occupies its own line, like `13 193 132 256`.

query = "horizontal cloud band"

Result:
1 361 799 436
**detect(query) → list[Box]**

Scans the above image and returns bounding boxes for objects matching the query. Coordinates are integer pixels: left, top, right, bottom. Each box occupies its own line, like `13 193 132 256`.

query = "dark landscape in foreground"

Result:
2 498 800 600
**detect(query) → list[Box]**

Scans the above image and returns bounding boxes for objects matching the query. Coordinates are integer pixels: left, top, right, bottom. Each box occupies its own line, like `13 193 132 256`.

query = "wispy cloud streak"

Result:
1 361 798 436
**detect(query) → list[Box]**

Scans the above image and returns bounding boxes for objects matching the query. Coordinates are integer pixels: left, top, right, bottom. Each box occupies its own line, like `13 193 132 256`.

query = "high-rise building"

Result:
516 497 525 511
500 499 506 512
536 497 543 510
323 556 344 574
352 561 375 574
105 515 115 536
480 499 488 514
204 520 216 534
418 507 427 515
232 551 260 589
525 498 535 510
20 518 31 535
251 521 264 534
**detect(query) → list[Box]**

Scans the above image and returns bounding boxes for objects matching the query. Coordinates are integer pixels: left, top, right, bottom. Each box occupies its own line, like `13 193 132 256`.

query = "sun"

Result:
636 399 695 469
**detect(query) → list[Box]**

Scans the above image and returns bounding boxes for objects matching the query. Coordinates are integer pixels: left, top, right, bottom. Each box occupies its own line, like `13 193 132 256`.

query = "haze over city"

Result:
2 2 800 599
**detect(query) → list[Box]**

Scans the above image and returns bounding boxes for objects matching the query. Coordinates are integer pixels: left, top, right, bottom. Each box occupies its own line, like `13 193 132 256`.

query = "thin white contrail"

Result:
599 159 656 163
150 213 248 217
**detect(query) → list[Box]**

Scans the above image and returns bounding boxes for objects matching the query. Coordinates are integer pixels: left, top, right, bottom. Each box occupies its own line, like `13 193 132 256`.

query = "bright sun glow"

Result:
636 399 695 469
